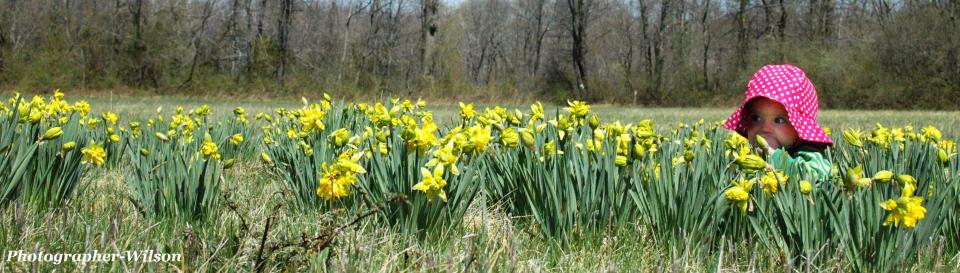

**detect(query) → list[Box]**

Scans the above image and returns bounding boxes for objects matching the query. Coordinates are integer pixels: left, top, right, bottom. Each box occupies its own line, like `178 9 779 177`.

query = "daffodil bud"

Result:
856 178 872 188
872 170 894 183
588 114 601 130
684 150 694 162
755 135 770 150
401 126 416 140
737 154 766 173
633 143 646 159
725 186 749 202
938 148 949 163
62 141 77 152
140 148 150 157
261 152 273 165
156 132 169 142
223 158 236 169
615 155 628 167
843 164 863 190
372 130 387 143
842 129 863 147
799 180 812 194
42 127 63 141
897 174 916 186
29 111 43 124
521 131 535 149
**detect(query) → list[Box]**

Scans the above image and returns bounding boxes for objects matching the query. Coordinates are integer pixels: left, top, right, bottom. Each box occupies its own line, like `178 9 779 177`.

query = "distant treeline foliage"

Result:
0 0 958 108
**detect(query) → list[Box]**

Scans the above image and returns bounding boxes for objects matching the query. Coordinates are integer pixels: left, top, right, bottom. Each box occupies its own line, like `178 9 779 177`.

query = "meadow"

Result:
1 92 958 272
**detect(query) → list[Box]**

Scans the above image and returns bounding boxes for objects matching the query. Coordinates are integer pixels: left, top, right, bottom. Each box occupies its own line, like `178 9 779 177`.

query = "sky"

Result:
443 0 465 7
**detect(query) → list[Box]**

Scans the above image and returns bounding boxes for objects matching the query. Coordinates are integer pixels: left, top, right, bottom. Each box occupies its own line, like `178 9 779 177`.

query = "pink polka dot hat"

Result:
723 64 833 146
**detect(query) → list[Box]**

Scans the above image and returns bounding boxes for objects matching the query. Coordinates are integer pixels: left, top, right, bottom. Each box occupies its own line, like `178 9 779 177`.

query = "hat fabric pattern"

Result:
723 64 833 146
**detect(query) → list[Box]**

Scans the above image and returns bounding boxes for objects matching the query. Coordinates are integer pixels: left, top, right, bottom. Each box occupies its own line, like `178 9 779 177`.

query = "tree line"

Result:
0 0 958 109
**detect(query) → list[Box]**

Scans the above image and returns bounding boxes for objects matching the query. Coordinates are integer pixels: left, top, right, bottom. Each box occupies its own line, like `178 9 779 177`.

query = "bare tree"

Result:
419 0 439 77
181 0 216 88
735 0 749 70
565 0 590 99
701 0 711 91
518 0 550 83
276 0 293 80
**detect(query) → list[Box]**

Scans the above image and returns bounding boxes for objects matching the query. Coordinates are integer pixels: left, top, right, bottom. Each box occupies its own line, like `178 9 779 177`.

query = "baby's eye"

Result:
774 117 788 124
750 115 763 123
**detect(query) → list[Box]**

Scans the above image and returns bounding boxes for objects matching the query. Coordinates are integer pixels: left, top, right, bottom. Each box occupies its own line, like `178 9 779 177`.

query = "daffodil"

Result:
81 142 107 166
615 155 628 167
799 180 813 194
299 107 326 133
316 151 366 200
726 178 755 213
413 164 448 202
317 163 348 199
73 100 91 116
102 112 118 126
230 134 244 145
500 128 519 148
426 142 461 175
329 128 350 147
529 101 544 123
42 127 63 141
844 164 865 188
201 134 221 161
736 154 766 174
544 140 561 157
868 123 891 149
872 170 894 183
261 152 273 165
565 100 590 118
459 102 475 120
62 141 77 152
759 170 788 195
464 125 491 153
921 125 941 143
880 182 927 228
521 131 535 149
156 132 170 142
842 129 863 148
724 133 748 151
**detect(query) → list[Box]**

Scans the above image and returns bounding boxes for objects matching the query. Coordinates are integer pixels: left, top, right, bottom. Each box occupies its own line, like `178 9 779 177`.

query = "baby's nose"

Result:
758 121 775 132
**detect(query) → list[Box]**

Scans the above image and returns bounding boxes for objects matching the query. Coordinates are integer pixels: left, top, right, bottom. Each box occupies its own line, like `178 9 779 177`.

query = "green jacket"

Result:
769 148 832 182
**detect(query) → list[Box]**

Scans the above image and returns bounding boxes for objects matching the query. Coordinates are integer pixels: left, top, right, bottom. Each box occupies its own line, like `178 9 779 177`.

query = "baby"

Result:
723 64 833 181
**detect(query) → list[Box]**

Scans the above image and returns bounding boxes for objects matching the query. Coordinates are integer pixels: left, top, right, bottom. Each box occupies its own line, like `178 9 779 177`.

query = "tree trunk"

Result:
567 0 590 99
637 0 651 101
0 10 6 75
821 0 835 43
276 0 293 81
735 0 749 70
129 0 148 87
419 0 439 78
761 0 773 36
181 0 215 89
652 0 670 103
778 0 787 61
702 0 711 91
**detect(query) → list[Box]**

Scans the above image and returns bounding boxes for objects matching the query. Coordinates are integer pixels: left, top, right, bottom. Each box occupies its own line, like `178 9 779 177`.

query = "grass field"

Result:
2 93 959 272
82 95 960 139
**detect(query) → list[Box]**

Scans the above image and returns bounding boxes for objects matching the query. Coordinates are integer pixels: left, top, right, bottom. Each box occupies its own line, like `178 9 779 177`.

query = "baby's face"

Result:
745 97 799 150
